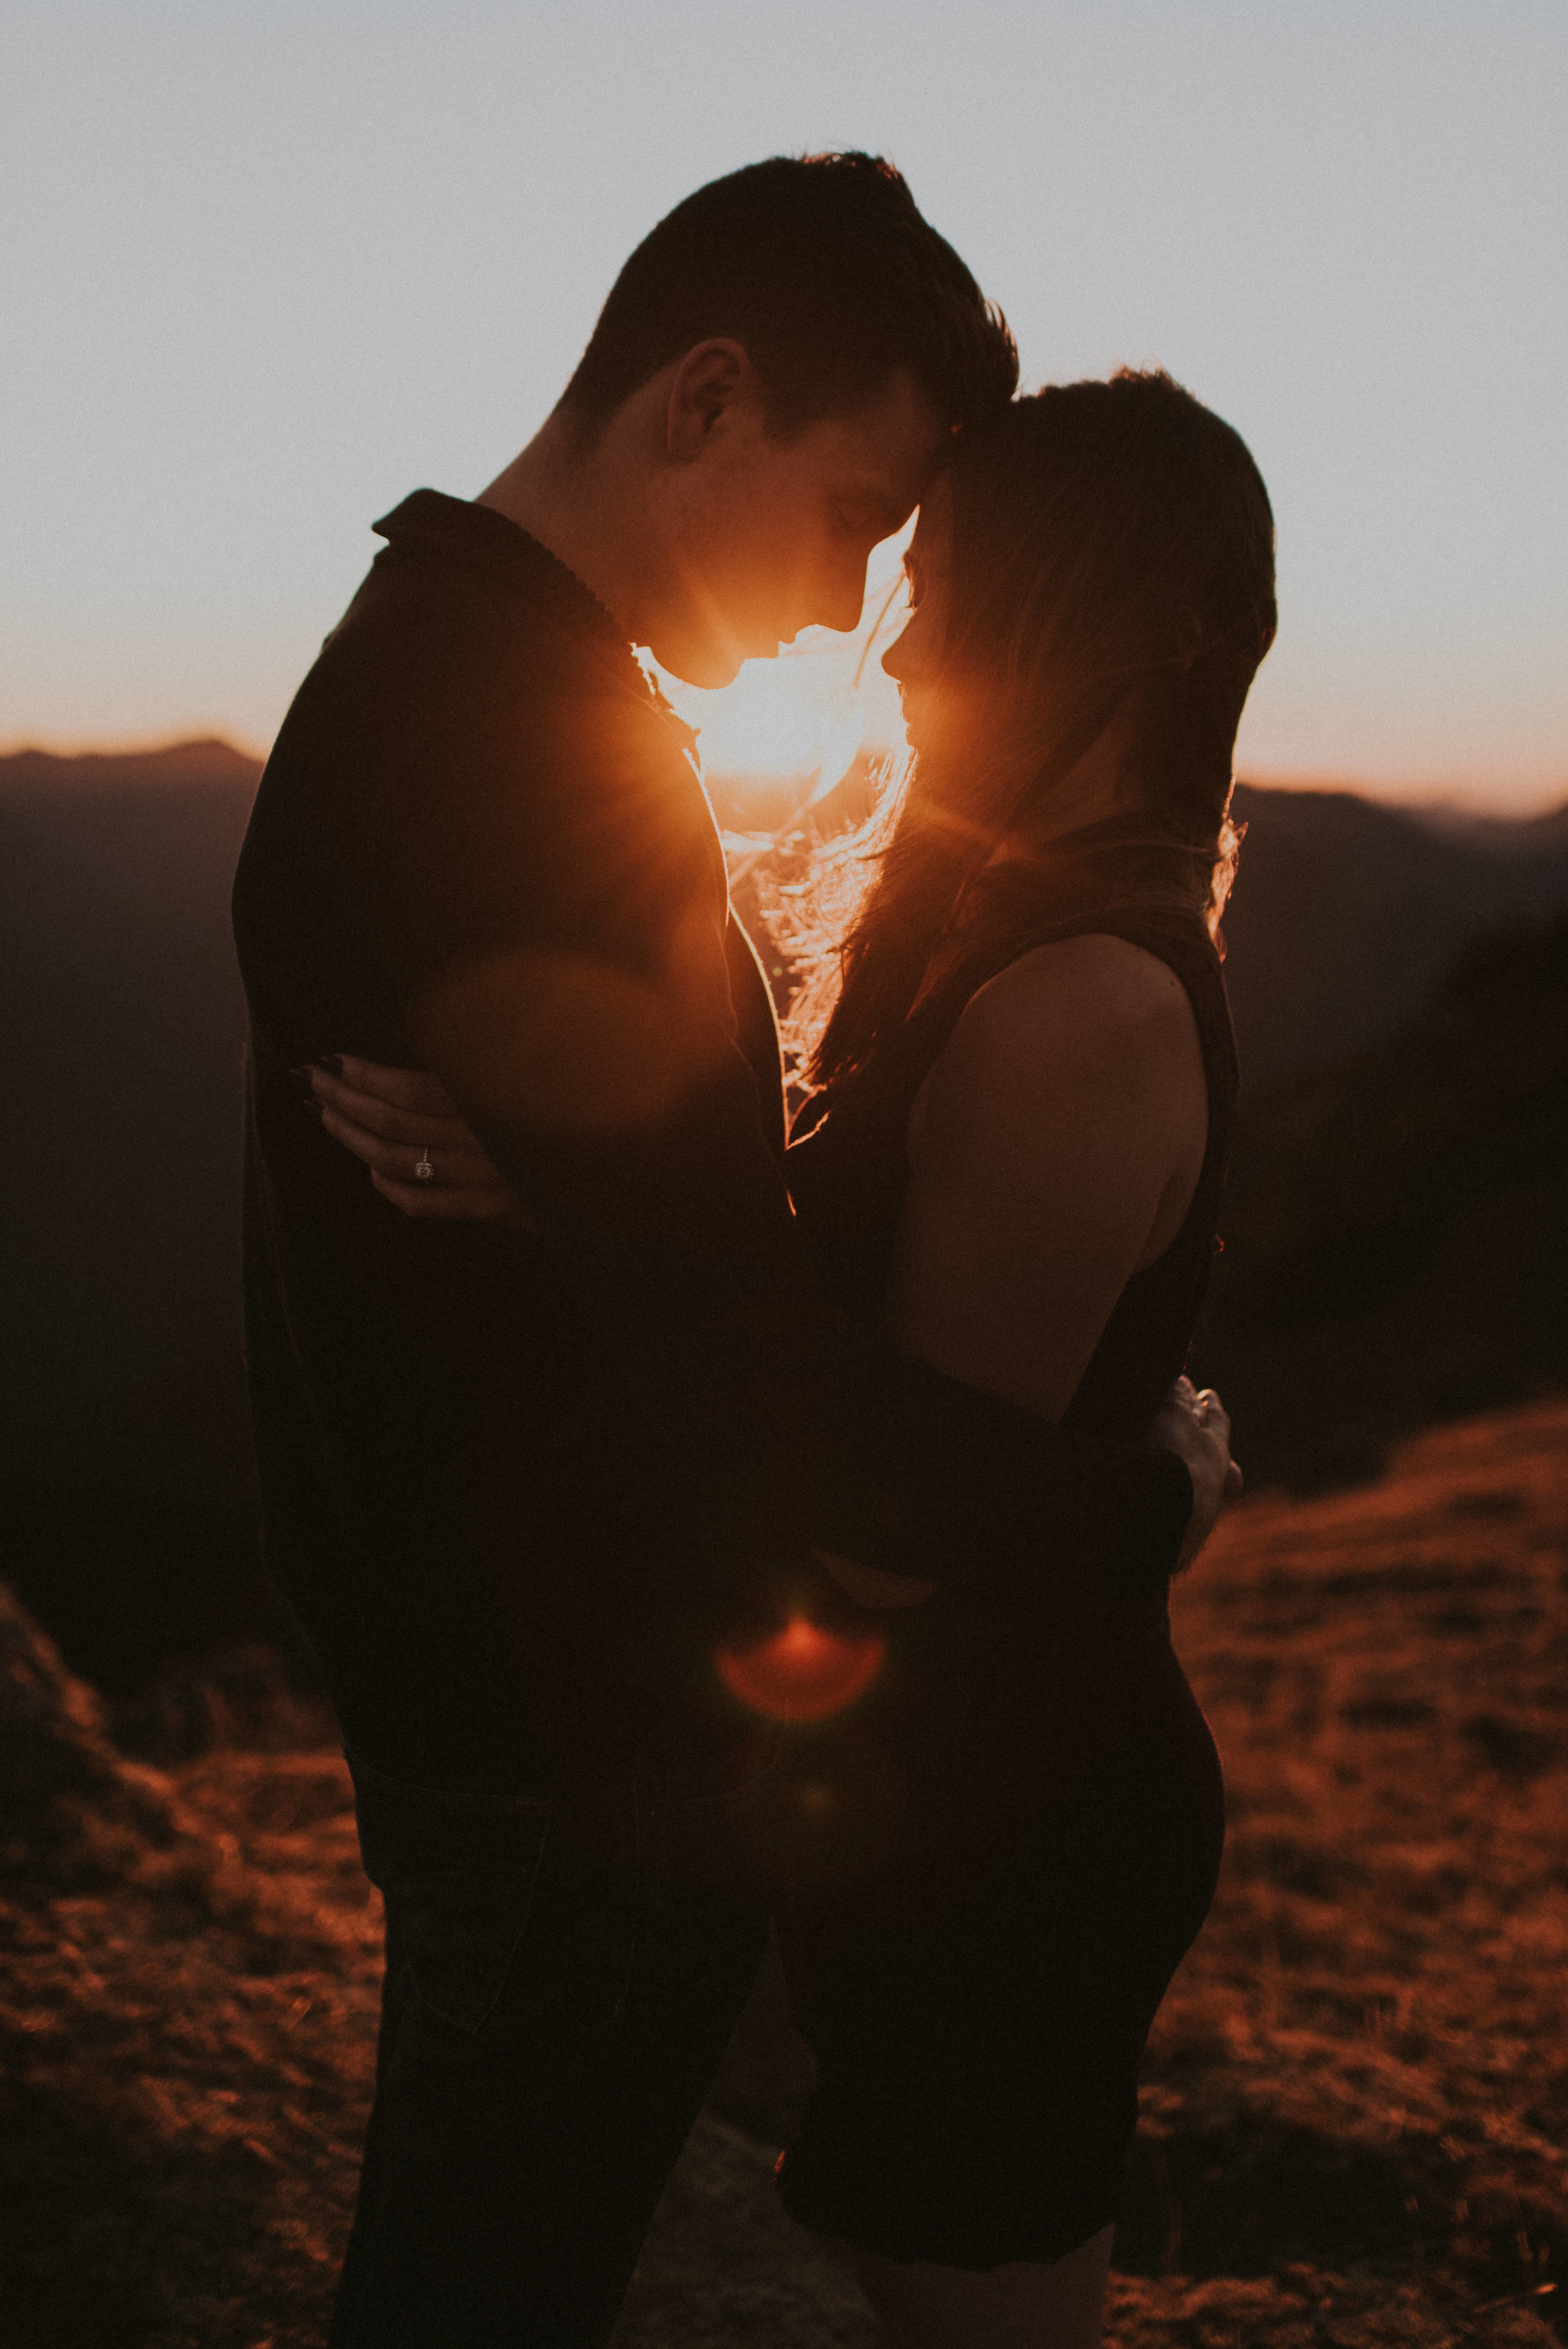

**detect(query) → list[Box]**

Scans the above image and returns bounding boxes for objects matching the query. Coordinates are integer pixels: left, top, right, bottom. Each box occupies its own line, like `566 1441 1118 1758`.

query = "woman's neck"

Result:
985 702 1144 869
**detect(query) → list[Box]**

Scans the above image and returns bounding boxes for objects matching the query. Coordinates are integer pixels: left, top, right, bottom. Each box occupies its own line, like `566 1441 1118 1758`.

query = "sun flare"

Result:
651 526 913 820
690 661 864 802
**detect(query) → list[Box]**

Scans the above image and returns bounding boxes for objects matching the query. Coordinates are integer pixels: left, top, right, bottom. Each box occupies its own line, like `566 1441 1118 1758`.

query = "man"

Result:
233 153 1232 2346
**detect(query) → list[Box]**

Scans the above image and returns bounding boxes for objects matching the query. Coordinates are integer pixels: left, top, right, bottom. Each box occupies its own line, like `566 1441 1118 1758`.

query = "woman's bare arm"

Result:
888 933 1209 1426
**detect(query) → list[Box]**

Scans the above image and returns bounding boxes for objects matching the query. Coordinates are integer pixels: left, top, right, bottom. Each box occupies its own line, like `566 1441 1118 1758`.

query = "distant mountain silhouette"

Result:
1222 781 1568 1084
0 738 262 793
1 742 266 1689
4 741 1565 1686
1193 909 1568 1487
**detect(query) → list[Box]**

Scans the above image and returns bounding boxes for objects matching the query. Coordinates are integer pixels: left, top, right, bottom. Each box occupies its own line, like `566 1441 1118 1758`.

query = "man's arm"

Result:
310 1040 1233 1596
344 602 1210 1611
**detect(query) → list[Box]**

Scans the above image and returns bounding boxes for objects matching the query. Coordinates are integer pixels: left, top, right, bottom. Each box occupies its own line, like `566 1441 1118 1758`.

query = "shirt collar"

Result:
373 488 699 760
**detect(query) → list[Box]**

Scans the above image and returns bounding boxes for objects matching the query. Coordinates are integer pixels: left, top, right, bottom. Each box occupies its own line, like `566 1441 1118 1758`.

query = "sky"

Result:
4 0 1564 812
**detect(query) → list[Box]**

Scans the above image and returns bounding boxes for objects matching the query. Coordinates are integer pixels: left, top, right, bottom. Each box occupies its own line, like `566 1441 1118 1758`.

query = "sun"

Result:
691 659 865 805
648 524 913 821
699 664 826 780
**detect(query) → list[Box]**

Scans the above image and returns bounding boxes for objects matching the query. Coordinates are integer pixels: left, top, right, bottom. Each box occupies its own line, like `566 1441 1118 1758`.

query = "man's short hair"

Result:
560 152 1019 442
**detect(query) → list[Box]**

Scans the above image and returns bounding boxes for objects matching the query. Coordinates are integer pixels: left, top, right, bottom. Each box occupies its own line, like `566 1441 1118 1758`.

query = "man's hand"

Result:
1150 1376 1242 1574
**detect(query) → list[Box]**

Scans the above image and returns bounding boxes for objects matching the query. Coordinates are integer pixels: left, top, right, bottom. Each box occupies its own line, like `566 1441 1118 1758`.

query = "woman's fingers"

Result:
310 1064 472 1147
307 1056 530 1225
371 1172 519 1219
310 1066 489 1155
1194 1389 1232 1445
317 1101 506 1190
321 1054 459 1118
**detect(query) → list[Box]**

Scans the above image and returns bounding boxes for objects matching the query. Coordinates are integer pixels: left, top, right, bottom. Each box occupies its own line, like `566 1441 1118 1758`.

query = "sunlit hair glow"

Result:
776 369 1277 1097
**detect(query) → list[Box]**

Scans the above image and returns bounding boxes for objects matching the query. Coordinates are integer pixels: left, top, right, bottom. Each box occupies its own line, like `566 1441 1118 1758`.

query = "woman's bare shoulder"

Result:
901 932 1209 1294
938 931 1201 1098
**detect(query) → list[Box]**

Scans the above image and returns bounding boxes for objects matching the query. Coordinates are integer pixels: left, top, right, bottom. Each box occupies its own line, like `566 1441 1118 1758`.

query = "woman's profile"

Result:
310 366 1276 2346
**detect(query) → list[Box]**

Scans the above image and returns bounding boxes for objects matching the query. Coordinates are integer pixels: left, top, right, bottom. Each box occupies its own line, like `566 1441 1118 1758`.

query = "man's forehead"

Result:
905 469 953 541
839 472 924 533
834 373 947 482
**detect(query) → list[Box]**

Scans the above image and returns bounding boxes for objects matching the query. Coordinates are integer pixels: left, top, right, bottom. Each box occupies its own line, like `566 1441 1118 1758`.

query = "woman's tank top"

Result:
785 870 1240 1460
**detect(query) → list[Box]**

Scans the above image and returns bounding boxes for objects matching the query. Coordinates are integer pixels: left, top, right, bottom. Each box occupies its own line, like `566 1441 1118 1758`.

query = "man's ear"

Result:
665 339 752 460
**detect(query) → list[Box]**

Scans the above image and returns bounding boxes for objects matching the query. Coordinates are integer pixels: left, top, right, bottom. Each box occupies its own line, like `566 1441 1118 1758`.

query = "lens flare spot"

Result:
714 1613 887 1724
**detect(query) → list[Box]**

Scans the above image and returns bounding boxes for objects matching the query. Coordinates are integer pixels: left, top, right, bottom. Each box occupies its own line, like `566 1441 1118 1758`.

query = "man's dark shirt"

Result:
233 490 1192 1790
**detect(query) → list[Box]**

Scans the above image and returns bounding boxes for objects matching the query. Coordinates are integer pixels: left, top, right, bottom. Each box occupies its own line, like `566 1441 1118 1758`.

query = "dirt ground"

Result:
3 1399 1564 2347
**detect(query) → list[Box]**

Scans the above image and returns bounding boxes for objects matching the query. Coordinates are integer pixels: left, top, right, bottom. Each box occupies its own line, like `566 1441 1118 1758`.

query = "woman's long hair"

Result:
783 369 1276 1099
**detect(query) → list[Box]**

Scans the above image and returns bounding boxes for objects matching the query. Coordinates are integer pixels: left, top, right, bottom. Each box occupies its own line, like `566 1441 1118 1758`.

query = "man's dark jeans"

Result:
330 1747 772 2347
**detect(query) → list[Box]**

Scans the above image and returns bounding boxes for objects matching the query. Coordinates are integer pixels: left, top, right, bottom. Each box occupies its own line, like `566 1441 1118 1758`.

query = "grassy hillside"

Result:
3 1399 1563 2345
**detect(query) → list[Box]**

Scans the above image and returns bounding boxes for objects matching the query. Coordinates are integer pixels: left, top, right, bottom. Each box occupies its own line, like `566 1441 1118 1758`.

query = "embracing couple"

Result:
232 152 1274 2347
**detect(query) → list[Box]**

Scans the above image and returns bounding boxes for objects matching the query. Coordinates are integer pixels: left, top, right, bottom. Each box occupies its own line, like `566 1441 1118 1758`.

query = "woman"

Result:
311 368 1276 2346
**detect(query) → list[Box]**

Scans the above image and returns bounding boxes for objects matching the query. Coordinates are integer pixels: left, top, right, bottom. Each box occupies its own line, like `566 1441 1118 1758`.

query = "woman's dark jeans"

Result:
329 1747 771 2348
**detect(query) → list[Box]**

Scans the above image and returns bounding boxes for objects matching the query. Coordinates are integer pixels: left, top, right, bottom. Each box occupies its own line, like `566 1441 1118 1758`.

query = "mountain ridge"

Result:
5 740 1565 1685
0 738 263 790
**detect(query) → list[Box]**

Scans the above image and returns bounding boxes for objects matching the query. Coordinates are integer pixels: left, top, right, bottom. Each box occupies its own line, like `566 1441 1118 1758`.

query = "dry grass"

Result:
0 1623 381 2348
1105 1399 1568 2346
2 1399 1565 2346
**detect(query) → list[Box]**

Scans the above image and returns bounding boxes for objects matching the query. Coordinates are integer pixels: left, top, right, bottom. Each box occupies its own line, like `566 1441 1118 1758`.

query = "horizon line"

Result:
1 731 1563 822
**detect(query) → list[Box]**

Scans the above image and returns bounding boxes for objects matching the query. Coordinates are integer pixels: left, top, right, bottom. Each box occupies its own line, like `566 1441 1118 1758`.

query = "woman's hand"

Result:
1150 1376 1242 1572
814 1549 937 1610
306 1054 533 1226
